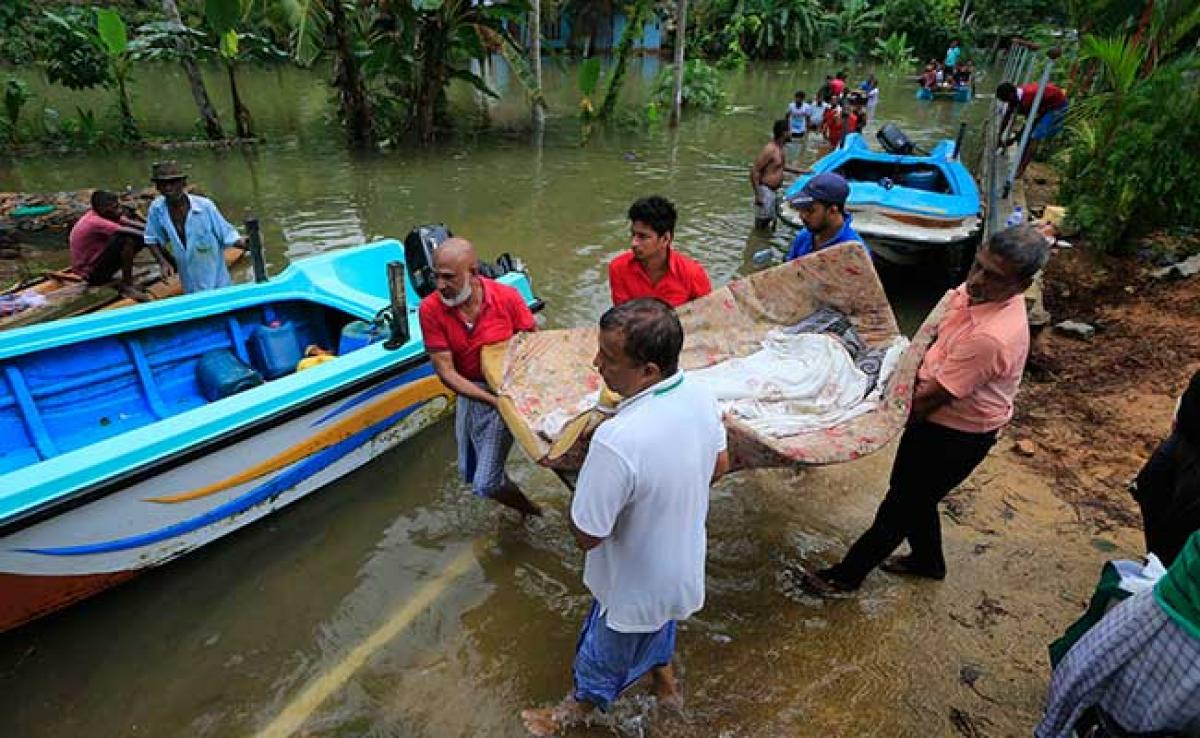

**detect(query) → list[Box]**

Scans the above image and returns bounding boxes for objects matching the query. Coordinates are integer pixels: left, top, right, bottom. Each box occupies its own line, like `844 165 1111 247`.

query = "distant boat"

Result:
780 128 981 277
917 84 973 102
0 237 540 632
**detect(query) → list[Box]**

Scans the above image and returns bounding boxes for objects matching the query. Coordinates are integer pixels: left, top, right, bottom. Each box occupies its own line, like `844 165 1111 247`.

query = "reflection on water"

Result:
1 60 1000 737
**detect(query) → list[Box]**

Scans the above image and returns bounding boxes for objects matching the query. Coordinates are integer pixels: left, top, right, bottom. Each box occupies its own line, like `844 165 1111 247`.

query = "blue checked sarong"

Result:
454 388 514 497
1036 589 1200 737
572 600 677 710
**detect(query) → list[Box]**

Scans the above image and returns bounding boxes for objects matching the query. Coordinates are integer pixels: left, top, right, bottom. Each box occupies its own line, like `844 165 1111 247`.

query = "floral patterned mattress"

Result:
481 242 948 471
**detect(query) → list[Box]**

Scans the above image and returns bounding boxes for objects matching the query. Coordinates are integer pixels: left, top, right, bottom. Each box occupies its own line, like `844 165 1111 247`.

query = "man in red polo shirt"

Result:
996 81 1070 177
418 237 542 516
608 196 712 308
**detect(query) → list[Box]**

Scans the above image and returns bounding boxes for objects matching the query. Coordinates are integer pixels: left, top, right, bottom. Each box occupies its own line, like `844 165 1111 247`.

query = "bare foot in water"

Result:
651 664 684 710
520 697 592 736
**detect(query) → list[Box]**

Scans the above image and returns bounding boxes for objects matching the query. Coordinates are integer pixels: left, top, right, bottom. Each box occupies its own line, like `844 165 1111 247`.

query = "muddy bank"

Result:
1007 165 1200 532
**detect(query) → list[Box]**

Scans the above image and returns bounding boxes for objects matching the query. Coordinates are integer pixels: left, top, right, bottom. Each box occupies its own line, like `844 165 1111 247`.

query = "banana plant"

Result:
205 0 287 139
95 8 139 141
599 0 650 119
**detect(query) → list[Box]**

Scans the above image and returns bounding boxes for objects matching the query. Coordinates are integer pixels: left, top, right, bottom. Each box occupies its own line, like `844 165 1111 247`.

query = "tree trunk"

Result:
329 0 373 146
414 22 448 143
116 75 140 141
668 0 687 127
599 0 649 119
227 63 253 139
160 0 223 140
531 0 545 126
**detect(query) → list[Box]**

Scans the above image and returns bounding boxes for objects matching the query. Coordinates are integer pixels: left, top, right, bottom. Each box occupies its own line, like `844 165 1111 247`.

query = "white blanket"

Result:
689 330 908 438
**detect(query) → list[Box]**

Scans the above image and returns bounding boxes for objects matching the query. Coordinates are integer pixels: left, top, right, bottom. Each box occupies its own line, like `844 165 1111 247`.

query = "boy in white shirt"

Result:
786 89 811 138
521 298 729 736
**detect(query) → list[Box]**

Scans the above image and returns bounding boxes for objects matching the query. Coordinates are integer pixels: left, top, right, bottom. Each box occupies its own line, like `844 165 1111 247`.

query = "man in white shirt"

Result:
786 89 811 138
521 298 729 736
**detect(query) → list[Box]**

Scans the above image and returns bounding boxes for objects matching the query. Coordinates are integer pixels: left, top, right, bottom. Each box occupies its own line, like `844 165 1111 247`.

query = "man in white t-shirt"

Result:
521 298 729 736
787 89 811 138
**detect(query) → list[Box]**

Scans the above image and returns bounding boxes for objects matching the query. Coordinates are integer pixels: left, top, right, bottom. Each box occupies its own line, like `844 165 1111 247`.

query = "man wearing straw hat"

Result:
142 161 245 293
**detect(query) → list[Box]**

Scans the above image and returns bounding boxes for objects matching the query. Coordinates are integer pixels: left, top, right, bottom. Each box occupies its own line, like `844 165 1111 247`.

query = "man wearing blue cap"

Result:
786 172 866 260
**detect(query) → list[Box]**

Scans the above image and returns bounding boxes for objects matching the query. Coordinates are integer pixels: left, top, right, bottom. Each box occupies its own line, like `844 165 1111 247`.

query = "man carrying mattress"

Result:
418 237 542 517
800 225 1048 594
521 298 729 735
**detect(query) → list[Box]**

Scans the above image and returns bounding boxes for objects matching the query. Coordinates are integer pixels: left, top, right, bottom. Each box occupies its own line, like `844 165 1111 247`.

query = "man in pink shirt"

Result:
69 190 173 298
802 226 1049 593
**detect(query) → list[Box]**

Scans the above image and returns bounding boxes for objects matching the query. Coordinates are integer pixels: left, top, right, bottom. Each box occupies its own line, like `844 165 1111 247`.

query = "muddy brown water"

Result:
1 60 1138 737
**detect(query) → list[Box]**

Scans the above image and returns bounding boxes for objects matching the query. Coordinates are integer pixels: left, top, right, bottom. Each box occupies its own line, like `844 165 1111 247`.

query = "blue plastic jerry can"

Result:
250 320 303 380
338 320 387 355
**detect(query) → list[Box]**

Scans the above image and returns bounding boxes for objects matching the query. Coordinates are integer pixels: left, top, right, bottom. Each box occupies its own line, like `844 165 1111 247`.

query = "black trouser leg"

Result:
825 421 996 586
86 233 143 286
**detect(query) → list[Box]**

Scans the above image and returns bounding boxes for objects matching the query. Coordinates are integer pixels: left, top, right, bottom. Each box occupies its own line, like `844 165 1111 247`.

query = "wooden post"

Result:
669 0 688 127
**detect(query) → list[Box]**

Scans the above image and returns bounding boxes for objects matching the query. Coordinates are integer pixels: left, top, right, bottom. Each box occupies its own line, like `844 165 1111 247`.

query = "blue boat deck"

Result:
0 300 351 475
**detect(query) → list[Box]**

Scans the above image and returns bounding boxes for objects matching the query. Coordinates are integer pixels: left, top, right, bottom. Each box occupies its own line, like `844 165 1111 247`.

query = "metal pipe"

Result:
383 260 410 350
245 217 268 283
952 122 967 159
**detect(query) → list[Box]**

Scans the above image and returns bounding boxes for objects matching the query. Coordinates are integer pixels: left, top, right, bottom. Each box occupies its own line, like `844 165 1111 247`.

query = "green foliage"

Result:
650 59 726 111
872 31 916 67
690 0 824 62
37 9 111 90
1 76 31 144
95 8 129 56
599 0 650 119
354 0 540 141
821 0 883 59
577 57 601 118
1059 54 1200 252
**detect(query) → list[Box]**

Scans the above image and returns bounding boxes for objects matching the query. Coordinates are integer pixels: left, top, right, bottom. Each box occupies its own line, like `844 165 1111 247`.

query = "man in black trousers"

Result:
801 226 1049 593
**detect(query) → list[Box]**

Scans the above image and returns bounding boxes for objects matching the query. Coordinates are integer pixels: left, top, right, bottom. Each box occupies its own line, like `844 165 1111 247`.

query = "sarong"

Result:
754 185 778 226
572 601 676 710
454 389 514 497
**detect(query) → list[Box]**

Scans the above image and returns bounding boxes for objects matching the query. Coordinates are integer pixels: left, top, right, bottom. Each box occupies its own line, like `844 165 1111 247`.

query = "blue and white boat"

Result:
0 236 538 631
780 129 982 270
916 84 973 102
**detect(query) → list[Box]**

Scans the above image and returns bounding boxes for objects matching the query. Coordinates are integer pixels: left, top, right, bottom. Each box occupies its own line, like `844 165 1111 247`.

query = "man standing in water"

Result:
521 298 728 736
800 226 1048 593
608 195 711 307
749 119 794 230
785 172 865 258
142 161 245 293
418 237 542 516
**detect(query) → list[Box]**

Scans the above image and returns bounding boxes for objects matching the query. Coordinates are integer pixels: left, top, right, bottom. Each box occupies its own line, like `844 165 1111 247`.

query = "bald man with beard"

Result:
417 238 542 516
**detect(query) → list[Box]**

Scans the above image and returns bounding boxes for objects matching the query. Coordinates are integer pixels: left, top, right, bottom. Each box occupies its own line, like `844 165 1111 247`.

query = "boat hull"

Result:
0 362 453 632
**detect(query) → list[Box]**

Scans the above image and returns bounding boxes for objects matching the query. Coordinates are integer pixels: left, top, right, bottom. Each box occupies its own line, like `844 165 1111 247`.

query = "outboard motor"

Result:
876 124 916 155
404 224 452 298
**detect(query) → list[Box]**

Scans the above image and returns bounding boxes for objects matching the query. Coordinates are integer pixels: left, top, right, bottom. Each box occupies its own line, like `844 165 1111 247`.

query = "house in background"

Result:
521 6 664 53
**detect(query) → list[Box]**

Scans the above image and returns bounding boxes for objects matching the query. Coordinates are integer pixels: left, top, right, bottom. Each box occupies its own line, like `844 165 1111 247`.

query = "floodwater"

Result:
0 59 1113 737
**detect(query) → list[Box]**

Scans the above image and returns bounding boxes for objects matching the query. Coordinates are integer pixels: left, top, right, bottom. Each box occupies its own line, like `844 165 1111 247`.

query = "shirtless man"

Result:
749 119 799 230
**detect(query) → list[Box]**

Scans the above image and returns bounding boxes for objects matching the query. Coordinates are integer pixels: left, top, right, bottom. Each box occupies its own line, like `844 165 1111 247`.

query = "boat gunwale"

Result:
0 293 546 537
0 353 426 536
0 240 541 534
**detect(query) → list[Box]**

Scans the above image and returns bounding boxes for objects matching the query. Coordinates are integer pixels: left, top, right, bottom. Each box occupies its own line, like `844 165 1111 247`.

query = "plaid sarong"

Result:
455 388 514 497
1036 589 1200 737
